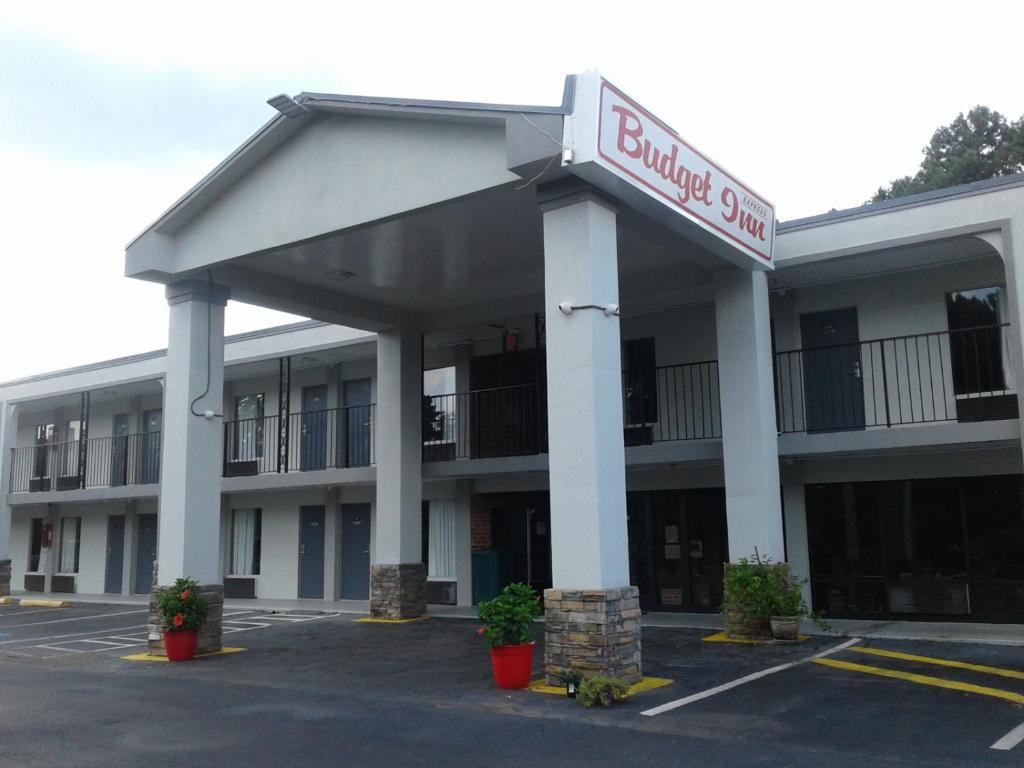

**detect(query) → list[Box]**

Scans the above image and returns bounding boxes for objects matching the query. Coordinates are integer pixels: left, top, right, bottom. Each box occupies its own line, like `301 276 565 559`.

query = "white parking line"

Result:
641 638 862 717
992 721 1024 751
0 609 147 630
0 625 144 646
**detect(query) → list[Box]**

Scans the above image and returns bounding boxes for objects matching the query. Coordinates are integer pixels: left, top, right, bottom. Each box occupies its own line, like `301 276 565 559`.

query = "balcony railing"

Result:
623 361 722 444
9 432 161 493
223 404 375 477
774 324 1018 433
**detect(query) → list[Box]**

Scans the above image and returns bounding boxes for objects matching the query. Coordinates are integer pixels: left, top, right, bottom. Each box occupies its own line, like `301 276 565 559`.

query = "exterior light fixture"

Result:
557 302 621 317
267 94 309 118
560 669 582 699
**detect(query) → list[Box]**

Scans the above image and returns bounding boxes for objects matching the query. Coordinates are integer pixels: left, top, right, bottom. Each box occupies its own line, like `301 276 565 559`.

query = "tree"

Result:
871 107 1024 202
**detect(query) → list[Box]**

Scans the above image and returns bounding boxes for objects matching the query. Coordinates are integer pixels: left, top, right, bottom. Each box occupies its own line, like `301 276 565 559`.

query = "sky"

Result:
1 0 1023 382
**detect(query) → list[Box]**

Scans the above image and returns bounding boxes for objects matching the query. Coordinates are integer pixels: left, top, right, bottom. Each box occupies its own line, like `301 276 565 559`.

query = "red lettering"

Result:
739 211 767 241
721 186 738 223
612 105 644 159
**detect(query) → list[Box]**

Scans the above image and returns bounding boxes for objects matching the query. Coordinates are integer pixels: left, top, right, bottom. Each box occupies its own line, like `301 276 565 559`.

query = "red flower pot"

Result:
163 629 198 662
489 642 536 689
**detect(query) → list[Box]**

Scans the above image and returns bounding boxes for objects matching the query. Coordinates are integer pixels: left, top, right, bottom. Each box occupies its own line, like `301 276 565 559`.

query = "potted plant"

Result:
476 583 542 689
722 551 824 642
156 577 208 661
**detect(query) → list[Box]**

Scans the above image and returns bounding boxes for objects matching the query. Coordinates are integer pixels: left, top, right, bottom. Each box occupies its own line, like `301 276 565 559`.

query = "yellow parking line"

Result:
851 646 1024 682
814 658 1024 705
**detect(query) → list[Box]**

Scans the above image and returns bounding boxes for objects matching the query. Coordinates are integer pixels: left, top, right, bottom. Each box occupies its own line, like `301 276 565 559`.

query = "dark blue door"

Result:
340 504 371 599
299 506 325 599
801 308 865 432
133 513 157 593
301 386 328 471
342 379 372 467
104 515 125 594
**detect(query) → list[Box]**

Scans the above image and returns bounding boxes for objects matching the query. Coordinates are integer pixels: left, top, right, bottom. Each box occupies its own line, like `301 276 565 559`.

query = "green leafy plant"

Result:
476 583 541 648
156 577 208 632
558 669 583 688
577 676 630 708
722 551 828 630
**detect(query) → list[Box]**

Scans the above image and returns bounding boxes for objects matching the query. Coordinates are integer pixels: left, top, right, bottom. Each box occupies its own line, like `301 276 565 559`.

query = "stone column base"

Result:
544 586 642 685
0 559 10 597
370 563 426 619
148 584 224 656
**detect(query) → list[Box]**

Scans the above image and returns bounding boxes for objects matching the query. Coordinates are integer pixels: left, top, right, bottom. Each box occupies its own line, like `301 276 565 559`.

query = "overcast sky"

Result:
1 1 1022 382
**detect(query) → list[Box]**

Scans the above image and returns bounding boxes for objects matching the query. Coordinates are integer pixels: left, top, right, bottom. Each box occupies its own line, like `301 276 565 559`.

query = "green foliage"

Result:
577 676 630 708
558 669 583 688
156 577 208 633
722 551 823 627
872 106 1024 202
476 583 541 648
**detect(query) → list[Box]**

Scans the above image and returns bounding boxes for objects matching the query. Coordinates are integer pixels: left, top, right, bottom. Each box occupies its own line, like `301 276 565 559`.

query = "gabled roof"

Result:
126 77 575 247
778 172 1024 233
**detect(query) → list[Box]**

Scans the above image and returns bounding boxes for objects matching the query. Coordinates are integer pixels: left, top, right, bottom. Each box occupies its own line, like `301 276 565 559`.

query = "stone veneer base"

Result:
544 586 642 685
0 559 10 597
370 563 426 619
148 584 224 656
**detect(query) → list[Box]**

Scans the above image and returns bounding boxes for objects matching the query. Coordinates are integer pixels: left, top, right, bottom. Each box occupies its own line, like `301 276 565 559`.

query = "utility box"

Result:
472 549 513 604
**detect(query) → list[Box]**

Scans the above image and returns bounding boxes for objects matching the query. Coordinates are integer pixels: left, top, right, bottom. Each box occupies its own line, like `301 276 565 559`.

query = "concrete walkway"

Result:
11 591 1023 646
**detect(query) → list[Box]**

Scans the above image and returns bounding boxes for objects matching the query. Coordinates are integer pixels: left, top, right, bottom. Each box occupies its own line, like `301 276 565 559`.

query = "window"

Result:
946 286 1007 395
425 499 456 581
233 394 265 460
229 509 261 576
423 367 456 445
29 518 44 572
623 338 657 424
58 517 81 574
33 423 55 479
61 419 81 477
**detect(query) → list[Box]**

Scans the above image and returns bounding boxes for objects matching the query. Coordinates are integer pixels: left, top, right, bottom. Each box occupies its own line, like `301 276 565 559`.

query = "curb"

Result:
19 598 70 608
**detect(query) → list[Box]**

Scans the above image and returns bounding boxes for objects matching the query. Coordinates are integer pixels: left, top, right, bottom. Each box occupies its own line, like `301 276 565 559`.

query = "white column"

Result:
156 280 229 585
780 463 812 608
373 326 422 565
454 480 473 607
714 267 785 562
995 217 1024 464
541 189 629 590
0 402 17 566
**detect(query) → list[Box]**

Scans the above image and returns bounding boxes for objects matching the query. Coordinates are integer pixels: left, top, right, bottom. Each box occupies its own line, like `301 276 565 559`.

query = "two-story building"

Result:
1 72 1021 682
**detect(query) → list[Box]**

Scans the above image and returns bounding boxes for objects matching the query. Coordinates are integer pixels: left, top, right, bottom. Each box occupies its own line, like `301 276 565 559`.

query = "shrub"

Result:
476 583 541 648
578 676 630 708
156 577 208 632
722 551 828 630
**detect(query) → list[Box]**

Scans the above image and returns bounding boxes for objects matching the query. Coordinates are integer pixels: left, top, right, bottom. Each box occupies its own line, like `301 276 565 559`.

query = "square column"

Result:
714 267 785 562
371 326 425 618
539 182 641 685
147 279 229 655
0 402 16 597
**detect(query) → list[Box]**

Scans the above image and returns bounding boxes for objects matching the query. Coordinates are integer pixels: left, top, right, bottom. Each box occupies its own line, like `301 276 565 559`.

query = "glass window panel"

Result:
230 509 262 576
59 517 81 574
946 287 1006 394
427 500 456 580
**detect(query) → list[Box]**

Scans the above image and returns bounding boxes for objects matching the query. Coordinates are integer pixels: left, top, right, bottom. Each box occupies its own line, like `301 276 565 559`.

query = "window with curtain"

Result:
427 499 457 580
423 367 456 444
29 518 44 572
946 286 1007 394
59 517 81 574
61 419 81 477
230 509 262 576
233 394 265 460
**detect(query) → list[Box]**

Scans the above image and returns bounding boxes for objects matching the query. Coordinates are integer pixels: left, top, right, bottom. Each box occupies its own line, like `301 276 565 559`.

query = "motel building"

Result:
1 71 1023 681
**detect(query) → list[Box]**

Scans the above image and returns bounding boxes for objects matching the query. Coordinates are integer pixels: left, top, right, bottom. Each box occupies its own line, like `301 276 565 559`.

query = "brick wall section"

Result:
148 584 224 656
470 495 493 552
0 559 10 597
543 586 642 685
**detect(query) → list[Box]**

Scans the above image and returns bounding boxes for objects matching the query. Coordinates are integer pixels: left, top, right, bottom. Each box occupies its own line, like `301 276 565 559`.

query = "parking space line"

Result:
0 609 147 630
0 625 144 646
641 638 861 716
813 658 1024 705
992 721 1024 751
851 646 1024 682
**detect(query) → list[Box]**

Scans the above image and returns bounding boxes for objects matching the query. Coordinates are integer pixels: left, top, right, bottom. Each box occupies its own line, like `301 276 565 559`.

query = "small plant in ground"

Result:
558 669 583 688
476 583 541 648
577 676 630 708
156 577 208 632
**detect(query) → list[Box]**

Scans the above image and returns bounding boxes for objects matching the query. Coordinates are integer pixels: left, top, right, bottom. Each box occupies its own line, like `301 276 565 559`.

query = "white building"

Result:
1 73 1022 682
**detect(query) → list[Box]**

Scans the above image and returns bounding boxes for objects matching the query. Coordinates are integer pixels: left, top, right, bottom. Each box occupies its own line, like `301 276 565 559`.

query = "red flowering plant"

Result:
156 577 208 633
476 583 541 648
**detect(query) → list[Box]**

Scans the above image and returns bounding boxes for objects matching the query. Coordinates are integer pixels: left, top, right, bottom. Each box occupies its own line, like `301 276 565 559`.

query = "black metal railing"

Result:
9 432 161 493
774 324 1017 433
624 361 722 444
423 384 543 461
223 404 375 477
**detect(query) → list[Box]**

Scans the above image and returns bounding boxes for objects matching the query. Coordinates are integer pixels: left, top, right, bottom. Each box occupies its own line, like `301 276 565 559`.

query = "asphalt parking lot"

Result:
0 601 1021 767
